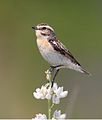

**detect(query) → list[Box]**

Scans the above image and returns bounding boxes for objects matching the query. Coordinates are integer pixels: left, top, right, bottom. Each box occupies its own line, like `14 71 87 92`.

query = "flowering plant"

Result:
32 69 68 120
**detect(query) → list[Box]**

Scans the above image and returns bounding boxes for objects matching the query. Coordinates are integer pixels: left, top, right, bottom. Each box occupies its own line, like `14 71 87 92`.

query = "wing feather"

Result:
48 38 81 66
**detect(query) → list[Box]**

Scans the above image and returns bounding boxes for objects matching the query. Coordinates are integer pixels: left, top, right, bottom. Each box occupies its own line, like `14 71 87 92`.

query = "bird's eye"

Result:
42 27 46 30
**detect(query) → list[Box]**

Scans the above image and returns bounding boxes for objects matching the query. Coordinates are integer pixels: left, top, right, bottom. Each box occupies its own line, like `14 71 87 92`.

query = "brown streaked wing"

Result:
48 38 81 66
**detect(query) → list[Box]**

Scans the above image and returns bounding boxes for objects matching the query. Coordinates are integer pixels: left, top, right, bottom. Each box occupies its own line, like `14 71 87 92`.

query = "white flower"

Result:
32 113 47 120
33 85 52 99
45 69 51 80
52 110 66 120
52 83 68 104
33 83 68 104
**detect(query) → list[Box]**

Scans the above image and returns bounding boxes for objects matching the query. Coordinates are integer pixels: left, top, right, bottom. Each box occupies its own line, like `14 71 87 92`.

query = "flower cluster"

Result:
32 110 66 120
32 69 68 120
33 83 68 104
32 113 47 120
33 85 52 100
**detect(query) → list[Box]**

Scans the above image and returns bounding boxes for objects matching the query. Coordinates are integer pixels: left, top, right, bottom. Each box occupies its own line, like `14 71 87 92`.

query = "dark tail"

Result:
81 68 91 76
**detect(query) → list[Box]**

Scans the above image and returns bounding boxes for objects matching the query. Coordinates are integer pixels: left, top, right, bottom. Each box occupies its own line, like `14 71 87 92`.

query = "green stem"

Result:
46 69 53 119
51 103 54 109
48 99 51 119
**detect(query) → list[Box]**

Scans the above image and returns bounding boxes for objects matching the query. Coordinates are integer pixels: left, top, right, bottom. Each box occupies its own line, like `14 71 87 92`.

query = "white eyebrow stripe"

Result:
37 25 54 31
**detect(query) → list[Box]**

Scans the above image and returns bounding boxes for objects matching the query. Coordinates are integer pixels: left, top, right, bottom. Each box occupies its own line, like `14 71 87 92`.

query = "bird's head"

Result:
32 23 55 39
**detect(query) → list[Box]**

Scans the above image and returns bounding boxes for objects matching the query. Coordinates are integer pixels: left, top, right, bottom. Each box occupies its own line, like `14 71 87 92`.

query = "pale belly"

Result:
38 43 65 66
40 48 66 66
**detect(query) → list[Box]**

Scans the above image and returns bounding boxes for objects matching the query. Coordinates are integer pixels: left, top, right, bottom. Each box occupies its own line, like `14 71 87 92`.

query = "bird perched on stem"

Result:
32 23 90 84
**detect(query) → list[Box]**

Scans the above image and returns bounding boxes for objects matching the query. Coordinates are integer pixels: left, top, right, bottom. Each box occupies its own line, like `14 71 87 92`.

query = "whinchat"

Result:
32 23 90 82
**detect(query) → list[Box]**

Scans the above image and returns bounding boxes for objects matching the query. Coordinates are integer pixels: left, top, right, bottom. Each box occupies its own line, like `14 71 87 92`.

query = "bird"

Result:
32 23 90 84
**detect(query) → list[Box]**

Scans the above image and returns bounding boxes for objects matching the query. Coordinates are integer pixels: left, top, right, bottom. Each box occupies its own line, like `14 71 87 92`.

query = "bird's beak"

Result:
32 26 38 30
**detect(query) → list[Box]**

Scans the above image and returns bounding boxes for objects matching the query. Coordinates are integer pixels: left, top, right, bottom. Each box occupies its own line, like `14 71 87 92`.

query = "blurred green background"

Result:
0 0 102 118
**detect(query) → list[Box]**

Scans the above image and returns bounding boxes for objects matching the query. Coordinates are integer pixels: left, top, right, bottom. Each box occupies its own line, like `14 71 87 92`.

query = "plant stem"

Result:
46 68 52 119
48 99 51 119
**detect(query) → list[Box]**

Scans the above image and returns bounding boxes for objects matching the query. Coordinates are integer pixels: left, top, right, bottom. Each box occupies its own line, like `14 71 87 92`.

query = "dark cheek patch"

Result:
41 33 46 36
41 31 50 36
